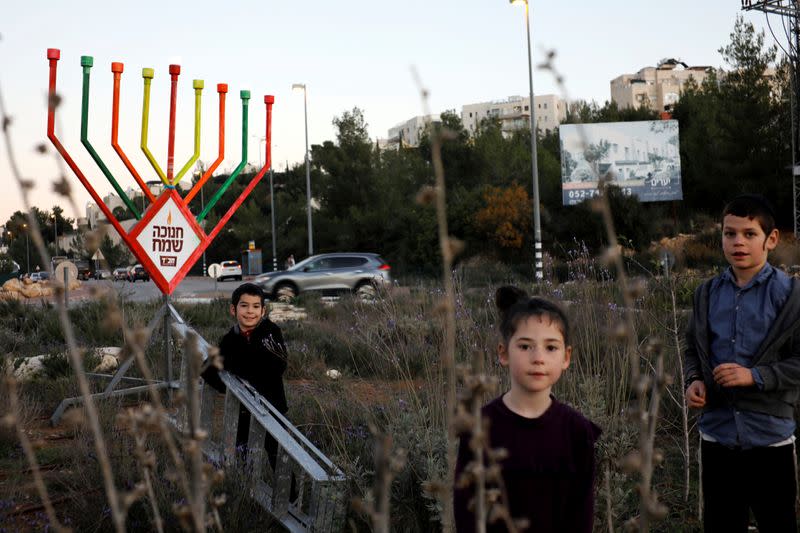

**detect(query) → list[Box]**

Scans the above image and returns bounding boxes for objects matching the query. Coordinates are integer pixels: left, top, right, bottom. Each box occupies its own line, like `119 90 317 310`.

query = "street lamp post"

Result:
292 83 313 256
194 170 207 277
510 0 543 281
22 223 30 274
270 168 277 271
51 213 58 257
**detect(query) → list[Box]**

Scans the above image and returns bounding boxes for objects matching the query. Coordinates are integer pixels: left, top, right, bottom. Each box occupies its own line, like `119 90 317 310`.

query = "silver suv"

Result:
253 253 392 300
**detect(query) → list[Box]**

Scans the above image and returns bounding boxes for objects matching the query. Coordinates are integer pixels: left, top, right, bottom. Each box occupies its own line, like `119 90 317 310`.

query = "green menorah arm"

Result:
79 56 141 219
140 67 169 185
172 79 204 186
198 89 250 222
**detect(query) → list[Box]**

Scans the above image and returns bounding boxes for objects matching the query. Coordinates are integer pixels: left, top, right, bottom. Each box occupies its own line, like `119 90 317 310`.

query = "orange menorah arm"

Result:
185 83 227 205
111 61 156 204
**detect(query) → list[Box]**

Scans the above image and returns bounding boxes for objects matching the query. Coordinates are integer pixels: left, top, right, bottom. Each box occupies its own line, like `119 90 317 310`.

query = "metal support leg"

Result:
164 294 172 384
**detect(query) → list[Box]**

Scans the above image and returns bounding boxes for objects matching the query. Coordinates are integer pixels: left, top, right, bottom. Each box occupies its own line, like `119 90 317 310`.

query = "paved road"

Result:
78 276 250 303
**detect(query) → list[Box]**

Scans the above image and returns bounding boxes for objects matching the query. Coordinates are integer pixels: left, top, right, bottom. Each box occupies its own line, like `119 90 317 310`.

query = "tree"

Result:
673 16 789 226
98 234 132 269
474 184 532 251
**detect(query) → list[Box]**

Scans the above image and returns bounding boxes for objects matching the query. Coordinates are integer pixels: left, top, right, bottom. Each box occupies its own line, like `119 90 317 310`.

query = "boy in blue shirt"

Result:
685 194 800 532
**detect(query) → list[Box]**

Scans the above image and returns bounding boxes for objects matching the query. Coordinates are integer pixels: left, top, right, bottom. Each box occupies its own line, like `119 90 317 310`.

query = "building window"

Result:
524 105 529 111
544 103 548 109
469 112 472 117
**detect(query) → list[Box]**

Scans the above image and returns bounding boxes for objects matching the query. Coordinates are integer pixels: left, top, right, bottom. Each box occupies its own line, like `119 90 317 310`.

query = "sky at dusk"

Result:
0 0 782 224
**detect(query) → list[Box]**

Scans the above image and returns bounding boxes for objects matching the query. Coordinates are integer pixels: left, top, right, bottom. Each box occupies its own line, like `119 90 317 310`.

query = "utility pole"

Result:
741 0 800 235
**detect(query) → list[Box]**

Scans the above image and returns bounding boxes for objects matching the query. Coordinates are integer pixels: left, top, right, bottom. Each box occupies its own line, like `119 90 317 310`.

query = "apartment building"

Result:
610 59 713 112
386 114 440 148
461 94 567 137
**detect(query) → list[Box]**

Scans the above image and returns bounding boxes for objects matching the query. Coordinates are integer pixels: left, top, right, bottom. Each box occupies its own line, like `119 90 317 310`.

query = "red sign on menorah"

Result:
46 48 273 294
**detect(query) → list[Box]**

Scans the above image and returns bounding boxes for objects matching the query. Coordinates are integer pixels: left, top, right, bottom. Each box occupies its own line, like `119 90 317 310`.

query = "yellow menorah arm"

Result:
172 79 204 187
140 68 168 185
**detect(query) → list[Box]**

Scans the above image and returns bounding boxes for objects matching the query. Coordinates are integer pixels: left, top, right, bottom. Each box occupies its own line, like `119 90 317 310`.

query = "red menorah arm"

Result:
46 48 133 247
206 94 273 242
184 83 227 205
166 64 180 183
111 61 156 204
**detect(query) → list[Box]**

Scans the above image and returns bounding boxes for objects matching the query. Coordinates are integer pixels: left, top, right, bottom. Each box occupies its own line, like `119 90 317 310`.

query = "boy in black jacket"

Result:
202 283 288 460
684 195 800 533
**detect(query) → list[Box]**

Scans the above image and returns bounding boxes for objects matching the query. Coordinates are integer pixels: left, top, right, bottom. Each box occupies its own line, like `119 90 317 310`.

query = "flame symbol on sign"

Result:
167 211 172 225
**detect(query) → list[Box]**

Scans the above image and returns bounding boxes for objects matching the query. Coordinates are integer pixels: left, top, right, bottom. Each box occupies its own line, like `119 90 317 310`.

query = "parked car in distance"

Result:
77 267 92 281
113 267 129 281
217 260 243 281
128 265 150 282
253 253 392 301
93 269 111 280
29 271 50 282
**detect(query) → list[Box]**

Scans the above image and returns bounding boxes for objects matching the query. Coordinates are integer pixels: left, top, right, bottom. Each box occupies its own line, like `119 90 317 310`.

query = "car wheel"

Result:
275 283 297 303
236 275 243 281
355 282 377 301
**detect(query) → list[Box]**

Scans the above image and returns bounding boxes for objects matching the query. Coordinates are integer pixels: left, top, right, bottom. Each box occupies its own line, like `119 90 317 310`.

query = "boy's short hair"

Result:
722 194 776 235
495 286 571 346
232 283 266 306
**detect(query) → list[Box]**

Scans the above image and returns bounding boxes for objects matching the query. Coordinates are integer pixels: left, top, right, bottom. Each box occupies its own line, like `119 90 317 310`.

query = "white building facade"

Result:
461 94 567 137
386 114 440 148
610 60 712 112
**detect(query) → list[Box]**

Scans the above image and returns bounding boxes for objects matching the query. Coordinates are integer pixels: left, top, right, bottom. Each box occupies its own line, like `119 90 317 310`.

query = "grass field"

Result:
0 259 723 532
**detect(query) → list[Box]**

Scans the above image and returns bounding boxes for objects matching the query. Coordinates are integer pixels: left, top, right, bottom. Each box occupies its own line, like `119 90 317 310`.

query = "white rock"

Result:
92 347 122 373
12 355 47 381
325 369 341 380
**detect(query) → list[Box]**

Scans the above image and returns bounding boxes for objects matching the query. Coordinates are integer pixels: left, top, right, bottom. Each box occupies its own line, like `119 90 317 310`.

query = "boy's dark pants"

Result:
702 440 797 533
235 407 279 469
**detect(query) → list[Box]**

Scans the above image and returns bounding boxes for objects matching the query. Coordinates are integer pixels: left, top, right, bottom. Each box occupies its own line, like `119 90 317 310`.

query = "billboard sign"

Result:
559 120 682 205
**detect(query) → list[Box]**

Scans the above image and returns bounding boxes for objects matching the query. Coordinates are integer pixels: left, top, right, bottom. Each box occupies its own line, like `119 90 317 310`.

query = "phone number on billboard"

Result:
567 188 632 200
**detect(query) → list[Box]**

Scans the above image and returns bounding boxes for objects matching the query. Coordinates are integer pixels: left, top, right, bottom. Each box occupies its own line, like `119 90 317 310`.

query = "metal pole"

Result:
200 184 207 276
523 1 543 281
53 215 58 257
164 294 172 384
303 87 313 256
270 168 278 271
63 267 68 308
25 232 30 274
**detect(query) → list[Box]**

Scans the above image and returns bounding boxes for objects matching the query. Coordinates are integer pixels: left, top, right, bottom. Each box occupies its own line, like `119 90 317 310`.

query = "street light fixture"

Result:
510 0 543 281
292 82 313 256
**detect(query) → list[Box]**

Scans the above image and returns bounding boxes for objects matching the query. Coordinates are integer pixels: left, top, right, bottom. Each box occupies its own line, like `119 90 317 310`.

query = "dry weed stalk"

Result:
1 66 127 532
120 306 221 531
352 430 407 533
411 67 460 531
124 410 165 532
412 69 522 532
453 363 524 533
539 51 671 532
2 373 71 532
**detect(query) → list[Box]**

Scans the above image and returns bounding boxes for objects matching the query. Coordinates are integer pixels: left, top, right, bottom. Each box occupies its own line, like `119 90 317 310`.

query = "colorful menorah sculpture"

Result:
46 48 274 294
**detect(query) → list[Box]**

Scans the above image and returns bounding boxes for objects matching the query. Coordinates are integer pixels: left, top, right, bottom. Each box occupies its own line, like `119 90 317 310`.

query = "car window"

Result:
305 259 333 271
330 257 368 268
